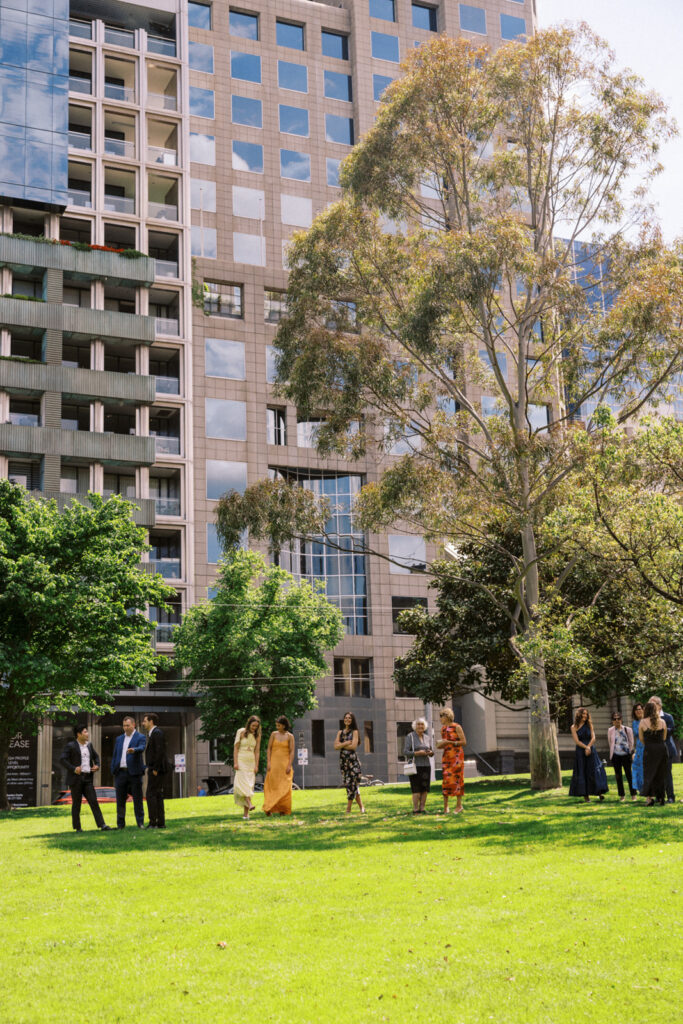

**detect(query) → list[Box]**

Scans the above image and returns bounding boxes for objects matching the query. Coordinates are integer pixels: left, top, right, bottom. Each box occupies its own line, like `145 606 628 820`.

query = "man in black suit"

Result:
59 725 112 832
142 713 167 829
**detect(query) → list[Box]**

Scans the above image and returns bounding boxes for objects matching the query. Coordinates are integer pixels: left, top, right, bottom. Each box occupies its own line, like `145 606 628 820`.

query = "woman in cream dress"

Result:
233 716 261 820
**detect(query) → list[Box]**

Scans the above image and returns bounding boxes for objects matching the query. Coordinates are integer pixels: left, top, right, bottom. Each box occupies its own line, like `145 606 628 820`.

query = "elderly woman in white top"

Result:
404 717 433 815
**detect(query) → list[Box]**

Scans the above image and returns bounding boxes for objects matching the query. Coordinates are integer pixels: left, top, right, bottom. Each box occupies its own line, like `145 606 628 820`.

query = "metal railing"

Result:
147 92 177 111
147 146 177 166
154 497 181 516
155 375 180 395
67 188 92 208
68 130 91 151
105 137 135 159
153 435 181 455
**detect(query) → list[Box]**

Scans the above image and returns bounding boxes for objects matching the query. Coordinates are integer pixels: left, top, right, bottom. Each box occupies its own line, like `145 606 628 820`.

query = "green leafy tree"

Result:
218 28 682 789
172 549 344 771
0 482 174 810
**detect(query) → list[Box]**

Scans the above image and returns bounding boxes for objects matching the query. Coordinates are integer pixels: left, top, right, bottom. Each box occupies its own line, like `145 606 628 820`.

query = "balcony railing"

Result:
68 130 92 151
148 201 178 221
60 418 80 431
104 82 135 103
154 435 181 455
155 317 179 336
155 375 180 395
147 146 177 166
9 413 40 427
149 558 181 579
154 259 179 279
68 188 92 208
104 194 135 214
153 497 181 516
104 26 135 48
154 623 177 643
104 137 135 159
147 36 176 57
69 76 92 94
69 19 92 38
147 92 177 111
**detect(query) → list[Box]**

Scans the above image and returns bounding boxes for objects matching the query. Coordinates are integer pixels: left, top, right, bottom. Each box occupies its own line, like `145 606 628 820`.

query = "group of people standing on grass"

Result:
569 696 677 806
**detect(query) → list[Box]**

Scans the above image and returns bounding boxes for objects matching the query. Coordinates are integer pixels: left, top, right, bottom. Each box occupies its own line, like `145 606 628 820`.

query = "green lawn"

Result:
1 771 682 1024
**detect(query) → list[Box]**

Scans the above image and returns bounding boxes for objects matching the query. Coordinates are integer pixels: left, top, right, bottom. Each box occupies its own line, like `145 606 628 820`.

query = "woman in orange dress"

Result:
263 716 295 816
437 709 466 813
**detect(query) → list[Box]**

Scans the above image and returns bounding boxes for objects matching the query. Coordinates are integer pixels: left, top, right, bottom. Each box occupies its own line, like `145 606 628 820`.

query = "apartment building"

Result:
1 0 564 808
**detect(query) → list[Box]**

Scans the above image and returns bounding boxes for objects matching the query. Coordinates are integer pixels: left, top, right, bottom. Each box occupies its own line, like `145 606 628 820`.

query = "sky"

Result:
537 0 683 241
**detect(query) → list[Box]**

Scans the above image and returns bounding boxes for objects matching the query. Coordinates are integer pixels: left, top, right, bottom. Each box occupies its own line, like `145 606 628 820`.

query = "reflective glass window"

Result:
370 0 395 21
373 74 393 100
371 31 399 62
203 281 243 318
229 9 258 39
232 139 264 173
326 157 341 188
266 345 278 383
206 460 247 500
232 185 265 219
189 86 215 118
206 398 247 440
278 60 308 93
500 13 526 39
191 178 216 211
190 132 215 164
191 225 217 258
207 523 222 564
188 2 212 29
233 232 266 266
189 41 214 72
324 70 352 102
205 338 246 379
459 4 485 33
325 114 354 146
232 94 262 127
413 3 438 30
276 20 305 50
280 149 311 181
281 193 312 227
279 104 309 137
230 51 261 83
529 404 549 432
322 31 349 60
388 535 427 573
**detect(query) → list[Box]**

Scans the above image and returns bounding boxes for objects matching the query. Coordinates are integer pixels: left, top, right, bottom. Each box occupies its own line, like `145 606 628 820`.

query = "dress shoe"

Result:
100 825 112 831
72 828 82 832
144 824 157 829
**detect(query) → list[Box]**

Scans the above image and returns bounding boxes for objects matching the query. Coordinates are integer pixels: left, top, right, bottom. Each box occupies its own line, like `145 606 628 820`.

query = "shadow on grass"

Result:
27 777 682 857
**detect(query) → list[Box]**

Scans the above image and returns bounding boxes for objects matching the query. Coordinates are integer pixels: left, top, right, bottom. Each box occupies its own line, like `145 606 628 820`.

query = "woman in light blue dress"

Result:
631 702 645 795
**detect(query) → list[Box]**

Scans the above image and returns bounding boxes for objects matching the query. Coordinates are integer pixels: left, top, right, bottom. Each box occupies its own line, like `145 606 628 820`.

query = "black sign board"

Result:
7 731 38 807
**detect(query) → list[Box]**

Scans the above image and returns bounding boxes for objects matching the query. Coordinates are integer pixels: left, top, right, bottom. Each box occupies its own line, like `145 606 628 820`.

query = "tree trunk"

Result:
521 524 562 790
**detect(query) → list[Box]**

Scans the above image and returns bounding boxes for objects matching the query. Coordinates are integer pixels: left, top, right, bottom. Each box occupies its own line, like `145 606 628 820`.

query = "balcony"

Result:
147 146 177 167
154 623 177 643
69 75 91 95
147 92 177 112
104 194 136 214
69 130 91 151
69 19 92 39
31 490 155 528
148 201 178 221
68 188 92 208
154 497 181 516
9 412 40 427
149 558 181 579
104 26 135 48
0 235 155 287
154 435 181 455
154 259 178 279
0 360 155 404
155 375 180 395
0 423 156 465
104 82 135 103
105 137 135 159
147 36 176 57
155 317 179 336
0 297 154 344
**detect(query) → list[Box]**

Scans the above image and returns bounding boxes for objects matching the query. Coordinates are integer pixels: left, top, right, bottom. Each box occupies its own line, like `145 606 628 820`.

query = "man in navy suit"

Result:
650 696 677 803
111 715 147 828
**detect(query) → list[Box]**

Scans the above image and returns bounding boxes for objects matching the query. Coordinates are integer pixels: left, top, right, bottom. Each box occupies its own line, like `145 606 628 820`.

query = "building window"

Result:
280 194 312 227
267 407 287 446
392 596 428 633
370 0 395 21
325 114 354 146
311 720 325 757
279 104 309 137
191 225 217 258
459 4 486 34
481 395 500 418
364 721 374 754
327 158 342 188
190 132 215 164
371 31 399 63
396 722 412 759
191 178 216 211
188 2 212 30
372 74 393 101
209 737 226 761
232 95 263 128
205 398 247 441
265 346 278 383
280 149 311 182
205 338 246 379
264 289 288 323
324 71 352 102
230 51 261 83
334 657 371 698
500 13 526 40
297 418 323 448
479 349 507 377
278 60 308 93
388 535 427 574
206 460 247 500
229 9 258 39
233 185 265 219
233 140 264 173
276 20 305 50
203 281 243 318
413 3 438 31
233 232 266 266
189 86 214 118
529 403 549 432
395 663 420 698
322 30 349 61
189 41 214 73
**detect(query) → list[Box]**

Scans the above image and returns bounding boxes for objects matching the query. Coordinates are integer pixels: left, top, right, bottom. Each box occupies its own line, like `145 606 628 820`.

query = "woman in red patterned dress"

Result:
437 709 466 814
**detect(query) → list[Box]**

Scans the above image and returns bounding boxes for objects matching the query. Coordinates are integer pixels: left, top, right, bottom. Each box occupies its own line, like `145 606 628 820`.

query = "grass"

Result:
1 770 682 1024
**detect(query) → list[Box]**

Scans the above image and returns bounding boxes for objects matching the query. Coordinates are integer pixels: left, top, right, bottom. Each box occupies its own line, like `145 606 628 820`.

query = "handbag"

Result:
403 733 418 775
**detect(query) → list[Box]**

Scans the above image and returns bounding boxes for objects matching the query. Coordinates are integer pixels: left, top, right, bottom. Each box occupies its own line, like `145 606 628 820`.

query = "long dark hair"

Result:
276 715 291 731
643 701 660 731
244 715 261 740
573 707 591 729
342 712 359 733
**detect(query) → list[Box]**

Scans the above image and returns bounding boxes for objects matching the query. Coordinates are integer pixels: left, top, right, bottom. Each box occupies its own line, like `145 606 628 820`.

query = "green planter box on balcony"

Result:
0 235 155 286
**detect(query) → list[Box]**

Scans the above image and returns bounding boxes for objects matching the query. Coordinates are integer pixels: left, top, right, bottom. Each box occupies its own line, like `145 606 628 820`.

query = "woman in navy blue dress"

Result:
569 707 608 802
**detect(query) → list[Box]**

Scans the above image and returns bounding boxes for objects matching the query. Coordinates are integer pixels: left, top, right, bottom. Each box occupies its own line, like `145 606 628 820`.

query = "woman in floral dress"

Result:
437 709 466 813
334 712 365 814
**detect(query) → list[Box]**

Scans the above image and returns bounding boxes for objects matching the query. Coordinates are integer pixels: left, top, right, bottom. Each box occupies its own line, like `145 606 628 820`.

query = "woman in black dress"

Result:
639 701 668 807
334 712 365 814
569 707 608 802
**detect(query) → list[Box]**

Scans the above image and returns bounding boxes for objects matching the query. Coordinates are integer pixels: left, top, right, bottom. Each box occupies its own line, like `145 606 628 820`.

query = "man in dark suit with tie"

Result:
111 715 147 828
59 725 112 832
142 713 167 829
